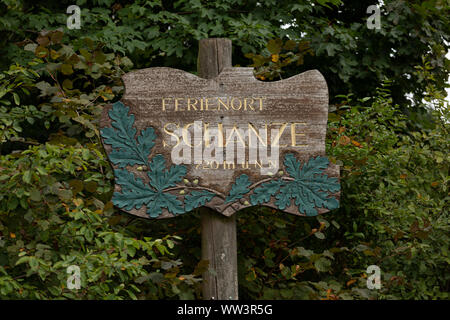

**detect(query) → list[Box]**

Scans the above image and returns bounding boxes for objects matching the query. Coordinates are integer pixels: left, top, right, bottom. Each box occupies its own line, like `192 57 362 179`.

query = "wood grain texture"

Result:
100 49 339 219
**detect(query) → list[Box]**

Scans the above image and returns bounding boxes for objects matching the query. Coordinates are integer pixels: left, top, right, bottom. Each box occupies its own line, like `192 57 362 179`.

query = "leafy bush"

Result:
0 31 201 299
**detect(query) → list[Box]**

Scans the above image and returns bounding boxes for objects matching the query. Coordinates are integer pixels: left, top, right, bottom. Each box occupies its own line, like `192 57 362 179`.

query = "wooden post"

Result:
198 38 238 300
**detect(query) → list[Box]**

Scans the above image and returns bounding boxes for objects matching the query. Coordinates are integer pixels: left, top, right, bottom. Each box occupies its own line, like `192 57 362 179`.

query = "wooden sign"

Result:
100 67 340 219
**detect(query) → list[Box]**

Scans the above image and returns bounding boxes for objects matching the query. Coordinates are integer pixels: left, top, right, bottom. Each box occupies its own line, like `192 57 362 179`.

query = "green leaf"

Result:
103 101 188 218
274 155 340 216
60 64 73 75
113 169 156 210
147 155 187 191
101 101 156 167
147 192 184 217
22 170 32 184
267 38 283 54
314 257 331 272
29 189 41 201
184 190 215 212
314 232 325 239
226 174 251 203
250 179 283 205
13 92 20 105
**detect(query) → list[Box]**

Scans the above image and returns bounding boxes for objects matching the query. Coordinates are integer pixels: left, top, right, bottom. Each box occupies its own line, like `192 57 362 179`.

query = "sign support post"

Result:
197 38 239 300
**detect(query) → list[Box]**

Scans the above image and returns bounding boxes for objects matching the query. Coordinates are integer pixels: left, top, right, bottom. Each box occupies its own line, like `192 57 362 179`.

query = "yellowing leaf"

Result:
35 46 49 58
10 233 16 239
73 198 84 207
60 64 73 75
339 135 351 145
347 279 356 287
50 49 61 60
351 140 362 148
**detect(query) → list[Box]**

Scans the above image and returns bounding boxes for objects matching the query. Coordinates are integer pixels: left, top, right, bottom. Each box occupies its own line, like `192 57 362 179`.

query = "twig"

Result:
163 185 226 199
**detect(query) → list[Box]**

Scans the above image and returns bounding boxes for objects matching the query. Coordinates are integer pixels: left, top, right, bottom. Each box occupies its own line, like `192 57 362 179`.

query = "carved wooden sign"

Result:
100 67 340 219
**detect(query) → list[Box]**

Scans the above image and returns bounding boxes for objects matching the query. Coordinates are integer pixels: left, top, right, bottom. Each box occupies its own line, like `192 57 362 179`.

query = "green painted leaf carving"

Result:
100 101 156 168
146 192 184 218
112 168 156 210
250 179 283 205
184 190 215 212
102 101 189 218
275 155 340 216
249 154 339 216
147 155 187 191
112 168 184 217
226 174 251 203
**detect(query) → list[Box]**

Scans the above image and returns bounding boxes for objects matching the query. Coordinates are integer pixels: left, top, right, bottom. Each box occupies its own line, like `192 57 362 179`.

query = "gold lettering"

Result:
255 98 264 111
210 160 219 169
248 123 267 147
204 122 210 147
225 125 246 147
182 123 202 147
217 123 224 147
163 123 180 147
187 98 198 111
205 98 216 111
291 122 307 147
162 98 172 111
244 98 255 111
217 97 229 110
271 122 289 147
174 98 184 111
268 160 276 168
223 161 235 170
231 98 242 110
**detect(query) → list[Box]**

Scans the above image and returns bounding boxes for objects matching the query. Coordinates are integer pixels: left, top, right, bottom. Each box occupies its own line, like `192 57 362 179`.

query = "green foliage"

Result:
0 64 42 145
1 0 448 110
0 31 201 299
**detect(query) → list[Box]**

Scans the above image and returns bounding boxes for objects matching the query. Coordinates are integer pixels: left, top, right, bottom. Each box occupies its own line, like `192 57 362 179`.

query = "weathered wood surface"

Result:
201 206 238 300
100 45 339 219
